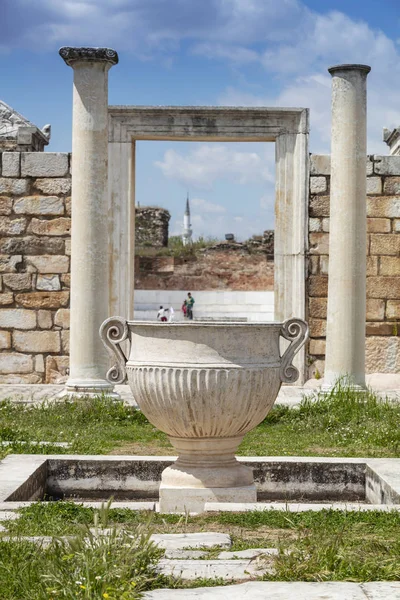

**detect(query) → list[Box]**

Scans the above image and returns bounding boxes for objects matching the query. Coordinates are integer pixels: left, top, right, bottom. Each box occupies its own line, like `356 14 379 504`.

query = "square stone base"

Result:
159 484 257 514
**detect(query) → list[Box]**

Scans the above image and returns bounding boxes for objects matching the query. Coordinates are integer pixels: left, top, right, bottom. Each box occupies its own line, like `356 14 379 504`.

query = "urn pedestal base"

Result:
159 436 256 513
159 484 256 514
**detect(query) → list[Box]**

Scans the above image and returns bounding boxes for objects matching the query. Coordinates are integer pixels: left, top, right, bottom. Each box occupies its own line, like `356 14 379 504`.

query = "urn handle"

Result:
279 318 309 384
99 316 130 385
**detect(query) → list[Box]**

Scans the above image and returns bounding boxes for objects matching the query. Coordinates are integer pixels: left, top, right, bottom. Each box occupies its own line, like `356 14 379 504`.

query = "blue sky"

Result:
1 0 400 240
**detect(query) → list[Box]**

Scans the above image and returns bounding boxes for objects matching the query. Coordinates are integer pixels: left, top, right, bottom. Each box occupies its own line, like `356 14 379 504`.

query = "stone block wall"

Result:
0 152 71 383
308 154 400 378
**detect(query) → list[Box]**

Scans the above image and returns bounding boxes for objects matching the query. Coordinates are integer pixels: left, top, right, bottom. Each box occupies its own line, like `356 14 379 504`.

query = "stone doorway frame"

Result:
108 106 309 382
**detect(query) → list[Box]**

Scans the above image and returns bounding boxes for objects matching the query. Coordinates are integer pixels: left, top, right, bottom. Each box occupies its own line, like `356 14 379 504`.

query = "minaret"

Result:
182 194 193 246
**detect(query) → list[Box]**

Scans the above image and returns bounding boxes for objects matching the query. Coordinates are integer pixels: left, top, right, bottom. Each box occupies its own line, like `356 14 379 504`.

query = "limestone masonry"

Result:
308 154 400 378
0 150 398 382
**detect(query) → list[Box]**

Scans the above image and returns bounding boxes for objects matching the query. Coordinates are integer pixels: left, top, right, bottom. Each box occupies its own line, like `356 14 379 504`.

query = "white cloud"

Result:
155 144 273 189
191 198 226 213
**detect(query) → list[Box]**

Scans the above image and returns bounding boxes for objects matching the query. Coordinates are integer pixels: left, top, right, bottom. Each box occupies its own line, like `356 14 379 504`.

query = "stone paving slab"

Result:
151 532 231 550
363 582 400 599
157 558 269 580
143 581 400 599
0 511 19 521
205 501 400 513
218 548 278 559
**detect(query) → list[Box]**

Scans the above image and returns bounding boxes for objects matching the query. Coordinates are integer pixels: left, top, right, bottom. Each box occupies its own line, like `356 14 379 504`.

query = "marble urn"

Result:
100 318 308 512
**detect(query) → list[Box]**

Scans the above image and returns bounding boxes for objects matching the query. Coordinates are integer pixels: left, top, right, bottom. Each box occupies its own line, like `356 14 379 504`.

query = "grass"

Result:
3 503 400 586
1 384 400 460
136 235 220 258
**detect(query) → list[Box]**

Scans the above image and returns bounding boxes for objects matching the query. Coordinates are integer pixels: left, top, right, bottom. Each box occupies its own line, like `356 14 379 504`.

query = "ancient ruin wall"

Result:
135 249 274 291
0 152 71 384
307 154 400 378
135 206 170 247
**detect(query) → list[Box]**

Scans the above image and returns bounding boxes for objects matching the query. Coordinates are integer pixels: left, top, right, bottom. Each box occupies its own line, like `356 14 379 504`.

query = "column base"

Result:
58 378 121 400
159 484 257 514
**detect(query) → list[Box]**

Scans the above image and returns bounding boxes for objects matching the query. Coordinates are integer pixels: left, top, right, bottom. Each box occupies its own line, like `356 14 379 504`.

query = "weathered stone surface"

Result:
54 308 70 329
33 178 71 195
26 255 69 273
309 195 330 217
320 256 329 275
28 217 71 236
15 291 69 309
35 355 45 373
309 318 326 337
21 153 69 177
366 256 378 276
61 330 69 353
60 273 70 288
14 196 64 216
366 177 382 195
393 219 400 232
1 153 20 177
151 533 231 550
0 217 27 235
36 274 61 291
308 256 319 275
65 196 71 216
309 233 329 255
0 197 13 215
366 336 400 372
366 299 385 321
13 331 60 353
309 155 372 176
370 234 400 255
379 256 400 276
37 310 53 329
0 179 29 195
367 196 400 218
310 176 327 194
310 154 330 175
2 274 31 291
0 255 22 273
308 359 325 379
386 300 400 320
45 355 69 384
0 309 36 329
136 206 170 248
367 218 391 233
374 155 400 175
366 277 400 299
65 239 71 255
0 374 41 384
309 297 327 319
0 331 11 349
365 322 396 336
383 176 400 195
156 558 264 581
143 581 395 599
322 218 329 232
0 293 13 305
0 237 64 255
0 353 33 374
309 218 322 232
309 339 326 355
308 276 328 297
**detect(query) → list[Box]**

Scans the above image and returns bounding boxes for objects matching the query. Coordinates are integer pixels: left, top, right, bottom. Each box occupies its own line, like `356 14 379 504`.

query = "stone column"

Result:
323 64 371 390
59 47 118 397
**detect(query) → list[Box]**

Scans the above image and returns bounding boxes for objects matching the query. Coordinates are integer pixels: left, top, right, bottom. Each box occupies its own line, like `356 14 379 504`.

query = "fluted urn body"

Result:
100 318 308 512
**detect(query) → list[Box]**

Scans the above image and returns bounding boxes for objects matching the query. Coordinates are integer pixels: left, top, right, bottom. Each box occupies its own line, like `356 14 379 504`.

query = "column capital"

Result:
59 47 118 67
328 64 371 76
